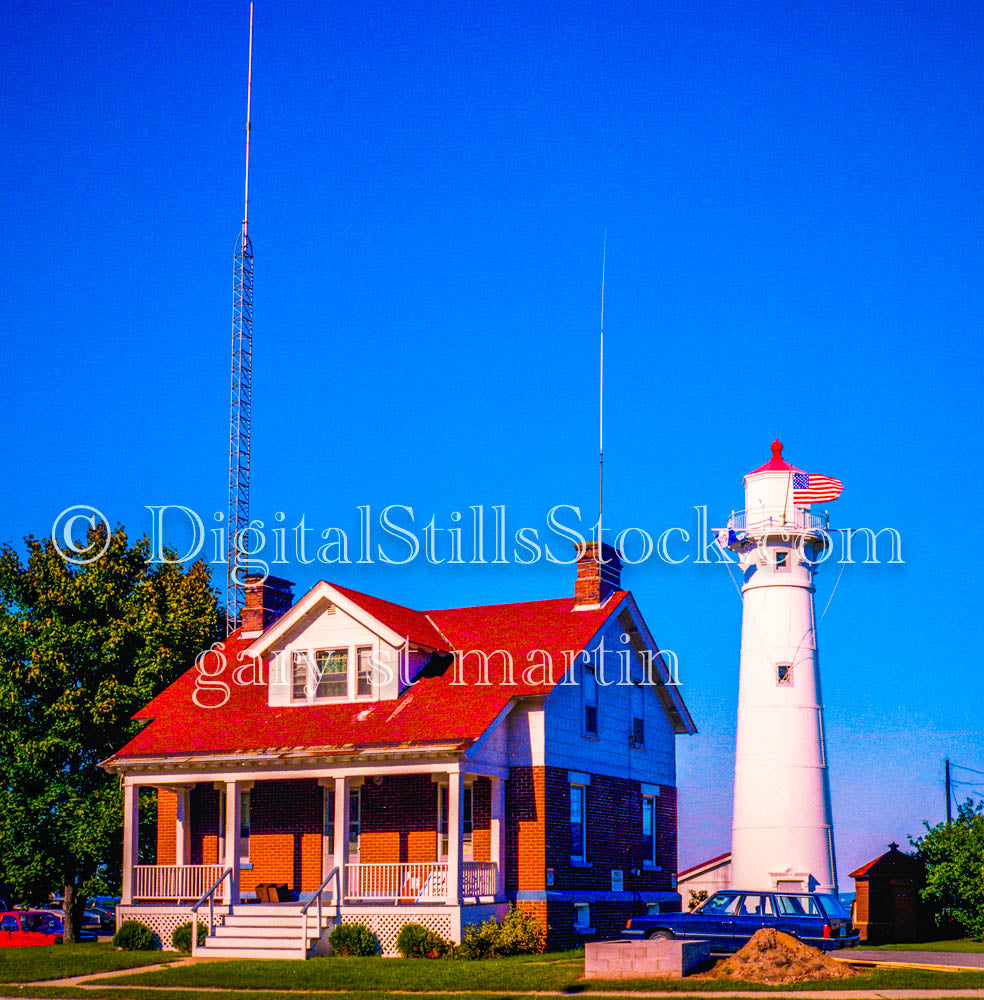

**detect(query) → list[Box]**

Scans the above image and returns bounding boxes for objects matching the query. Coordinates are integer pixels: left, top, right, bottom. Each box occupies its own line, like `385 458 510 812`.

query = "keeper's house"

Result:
102 544 695 957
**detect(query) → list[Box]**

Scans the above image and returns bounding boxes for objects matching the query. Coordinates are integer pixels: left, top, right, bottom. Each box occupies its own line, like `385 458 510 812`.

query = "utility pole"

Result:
945 758 952 827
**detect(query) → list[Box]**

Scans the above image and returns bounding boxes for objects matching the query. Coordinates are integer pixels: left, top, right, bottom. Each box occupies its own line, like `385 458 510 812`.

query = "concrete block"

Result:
584 938 710 979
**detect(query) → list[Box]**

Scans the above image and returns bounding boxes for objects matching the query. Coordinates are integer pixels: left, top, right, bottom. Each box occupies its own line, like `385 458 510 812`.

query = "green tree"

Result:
911 798 984 940
0 522 220 940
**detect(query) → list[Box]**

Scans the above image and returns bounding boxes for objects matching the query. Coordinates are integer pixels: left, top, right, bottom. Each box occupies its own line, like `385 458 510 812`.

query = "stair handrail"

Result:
300 866 340 956
190 866 232 956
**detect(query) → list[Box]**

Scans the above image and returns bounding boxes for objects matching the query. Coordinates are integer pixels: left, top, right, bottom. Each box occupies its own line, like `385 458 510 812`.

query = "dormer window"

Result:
315 649 348 698
292 651 311 700
288 646 375 703
356 646 374 698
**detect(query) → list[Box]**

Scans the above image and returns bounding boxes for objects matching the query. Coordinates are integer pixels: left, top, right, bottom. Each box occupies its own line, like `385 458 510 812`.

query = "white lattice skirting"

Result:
117 905 224 951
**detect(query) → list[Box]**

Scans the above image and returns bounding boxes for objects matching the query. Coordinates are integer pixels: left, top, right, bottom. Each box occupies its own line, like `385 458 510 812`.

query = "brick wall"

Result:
156 788 177 866
507 765 679 948
241 779 323 893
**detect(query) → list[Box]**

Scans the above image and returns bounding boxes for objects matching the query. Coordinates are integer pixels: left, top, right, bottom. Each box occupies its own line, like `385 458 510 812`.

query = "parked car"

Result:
0 910 64 947
40 901 100 939
623 889 859 952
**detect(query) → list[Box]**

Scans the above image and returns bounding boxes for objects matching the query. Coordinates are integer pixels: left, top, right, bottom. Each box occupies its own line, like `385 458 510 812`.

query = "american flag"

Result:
792 472 843 505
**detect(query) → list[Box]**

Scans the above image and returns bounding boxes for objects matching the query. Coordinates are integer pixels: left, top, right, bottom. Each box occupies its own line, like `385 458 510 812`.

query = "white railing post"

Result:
333 776 350 898
121 780 140 905
223 780 241 905
446 772 463 907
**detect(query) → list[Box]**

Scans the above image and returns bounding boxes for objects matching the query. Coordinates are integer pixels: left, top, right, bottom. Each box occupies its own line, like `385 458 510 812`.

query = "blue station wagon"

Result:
623 890 858 952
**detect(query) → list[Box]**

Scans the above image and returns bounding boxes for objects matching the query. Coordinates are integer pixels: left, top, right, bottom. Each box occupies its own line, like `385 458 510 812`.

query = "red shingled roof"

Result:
109 588 626 761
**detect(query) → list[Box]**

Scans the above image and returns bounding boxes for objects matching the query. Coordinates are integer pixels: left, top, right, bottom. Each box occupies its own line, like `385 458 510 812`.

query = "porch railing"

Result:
344 862 498 902
134 864 226 901
461 861 497 898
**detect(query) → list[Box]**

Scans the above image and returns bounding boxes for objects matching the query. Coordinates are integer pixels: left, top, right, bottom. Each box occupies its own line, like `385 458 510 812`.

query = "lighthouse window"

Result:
776 663 793 686
775 550 790 570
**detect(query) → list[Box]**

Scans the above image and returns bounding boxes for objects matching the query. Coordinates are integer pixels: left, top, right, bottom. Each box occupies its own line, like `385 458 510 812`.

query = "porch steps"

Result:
197 905 333 960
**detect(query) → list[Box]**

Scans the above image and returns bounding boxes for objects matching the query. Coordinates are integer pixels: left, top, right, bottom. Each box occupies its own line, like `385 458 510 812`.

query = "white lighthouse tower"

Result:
727 440 839 895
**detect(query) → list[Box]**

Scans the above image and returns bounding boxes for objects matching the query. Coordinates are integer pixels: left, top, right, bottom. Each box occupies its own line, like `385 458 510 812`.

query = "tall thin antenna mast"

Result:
598 230 607 534
227 2 255 634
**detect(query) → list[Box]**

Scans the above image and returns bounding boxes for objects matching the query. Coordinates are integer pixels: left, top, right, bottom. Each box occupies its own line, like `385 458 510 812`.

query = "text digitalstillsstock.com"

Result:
52 503 904 571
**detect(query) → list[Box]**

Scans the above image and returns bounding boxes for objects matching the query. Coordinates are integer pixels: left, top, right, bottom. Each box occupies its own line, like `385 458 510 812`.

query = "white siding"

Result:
543 614 675 786
265 601 403 707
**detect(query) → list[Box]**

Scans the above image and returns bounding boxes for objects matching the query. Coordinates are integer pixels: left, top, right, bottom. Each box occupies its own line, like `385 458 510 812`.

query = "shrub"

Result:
171 920 207 952
498 904 546 955
328 922 379 956
459 905 545 959
112 920 158 951
396 921 453 958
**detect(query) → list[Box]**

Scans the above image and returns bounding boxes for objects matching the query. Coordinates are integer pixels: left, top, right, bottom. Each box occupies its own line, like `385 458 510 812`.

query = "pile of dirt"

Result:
697 929 858 985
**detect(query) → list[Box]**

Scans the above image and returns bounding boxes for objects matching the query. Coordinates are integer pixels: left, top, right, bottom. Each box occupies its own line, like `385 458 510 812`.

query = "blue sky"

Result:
2 0 983 888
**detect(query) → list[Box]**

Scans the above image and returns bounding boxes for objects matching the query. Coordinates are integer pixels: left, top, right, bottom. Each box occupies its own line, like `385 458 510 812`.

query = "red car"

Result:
0 910 64 946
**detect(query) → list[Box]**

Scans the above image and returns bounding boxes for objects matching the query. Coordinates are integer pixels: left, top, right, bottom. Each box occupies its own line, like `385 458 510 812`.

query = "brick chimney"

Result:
574 541 622 607
242 574 295 633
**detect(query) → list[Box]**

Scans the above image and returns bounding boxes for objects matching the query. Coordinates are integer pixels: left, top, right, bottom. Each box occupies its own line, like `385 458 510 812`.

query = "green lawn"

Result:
0 942 179 983
86 952 984 994
866 938 984 953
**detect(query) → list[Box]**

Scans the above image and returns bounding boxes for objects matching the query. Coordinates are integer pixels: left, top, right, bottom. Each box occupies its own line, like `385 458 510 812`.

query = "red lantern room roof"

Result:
748 439 803 475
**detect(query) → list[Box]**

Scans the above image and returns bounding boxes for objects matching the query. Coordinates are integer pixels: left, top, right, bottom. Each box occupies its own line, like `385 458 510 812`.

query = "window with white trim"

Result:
348 787 361 857
583 663 598 736
356 646 374 698
315 648 348 699
323 785 334 856
574 902 591 932
642 792 658 867
570 783 587 863
292 651 311 699
240 790 251 864
438 783 474 861
775 550 790 572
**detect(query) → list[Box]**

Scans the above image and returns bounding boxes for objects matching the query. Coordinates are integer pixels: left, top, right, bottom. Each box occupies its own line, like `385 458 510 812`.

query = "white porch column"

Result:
223 779 241 905
333 776 350 897
121 779 140 905
174 787 191 867
490 776 506 900
446 771 464 906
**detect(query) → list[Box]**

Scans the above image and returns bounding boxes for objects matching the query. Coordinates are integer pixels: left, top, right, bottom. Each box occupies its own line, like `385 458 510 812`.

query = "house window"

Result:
292 651 311 699
356 646 374 697
323 785 334 857
777 663 793 686
775 550 790 571
642 793 657 867
438 783 474 860
316 649 348 699
583 663 598 736
631 684 644 747
240 790 251 863
570 783 587 863
574 902 591 932
348 787 361 856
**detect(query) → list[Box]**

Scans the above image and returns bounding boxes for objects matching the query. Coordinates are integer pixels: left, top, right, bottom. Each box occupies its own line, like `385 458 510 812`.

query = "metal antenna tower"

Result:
227 2 254 634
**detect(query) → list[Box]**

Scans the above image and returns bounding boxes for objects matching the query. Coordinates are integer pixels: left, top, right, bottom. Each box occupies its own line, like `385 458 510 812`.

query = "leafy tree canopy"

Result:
911 798 984 940
0 522 220 938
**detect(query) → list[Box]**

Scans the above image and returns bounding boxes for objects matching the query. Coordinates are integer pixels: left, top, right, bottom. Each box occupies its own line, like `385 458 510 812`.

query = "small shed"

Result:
849 842 925 943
